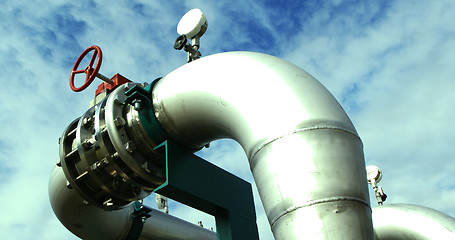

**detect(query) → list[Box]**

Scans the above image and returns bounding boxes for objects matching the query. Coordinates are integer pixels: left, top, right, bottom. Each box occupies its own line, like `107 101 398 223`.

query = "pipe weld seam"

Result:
270 196 370 228
250 125 359 164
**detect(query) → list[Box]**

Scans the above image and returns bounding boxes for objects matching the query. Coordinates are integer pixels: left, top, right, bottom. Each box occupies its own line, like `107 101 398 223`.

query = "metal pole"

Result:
97 72 114 85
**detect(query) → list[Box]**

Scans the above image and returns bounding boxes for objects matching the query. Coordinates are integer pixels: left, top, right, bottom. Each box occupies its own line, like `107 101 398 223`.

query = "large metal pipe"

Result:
49 166 216 240
151 51 374 239
372 204 455 239
50 49 455 239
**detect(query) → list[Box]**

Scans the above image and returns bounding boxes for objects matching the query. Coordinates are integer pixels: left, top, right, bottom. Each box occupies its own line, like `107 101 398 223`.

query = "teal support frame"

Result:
154 140 259 240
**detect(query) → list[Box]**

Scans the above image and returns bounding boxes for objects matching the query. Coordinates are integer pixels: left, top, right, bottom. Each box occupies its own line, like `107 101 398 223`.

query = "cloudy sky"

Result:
1 0 454 239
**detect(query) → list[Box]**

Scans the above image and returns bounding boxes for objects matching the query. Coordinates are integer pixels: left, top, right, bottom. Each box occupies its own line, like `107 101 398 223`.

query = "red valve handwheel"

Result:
69 45 103 92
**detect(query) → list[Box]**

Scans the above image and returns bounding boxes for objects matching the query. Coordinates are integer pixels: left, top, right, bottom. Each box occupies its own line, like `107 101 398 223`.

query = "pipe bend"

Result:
49 166 133 240
249 124 360 166
270 196 371 228
373 204 455 239
151 51 373 239
49 166 217 240
152 51 357 155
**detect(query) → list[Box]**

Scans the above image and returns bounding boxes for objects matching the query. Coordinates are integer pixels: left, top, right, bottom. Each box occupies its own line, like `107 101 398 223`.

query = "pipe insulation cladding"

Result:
151 51 374 239
49 166 217 240
372 204 455 239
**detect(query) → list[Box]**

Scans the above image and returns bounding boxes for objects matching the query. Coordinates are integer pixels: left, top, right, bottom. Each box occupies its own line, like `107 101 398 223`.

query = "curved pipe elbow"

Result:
153 52 357 156
373 204 455 239
49 166 132 240
49 166 217 240
152 52 373 239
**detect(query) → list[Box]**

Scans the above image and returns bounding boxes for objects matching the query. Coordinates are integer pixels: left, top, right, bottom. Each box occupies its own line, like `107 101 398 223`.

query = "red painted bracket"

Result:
95 73 132 96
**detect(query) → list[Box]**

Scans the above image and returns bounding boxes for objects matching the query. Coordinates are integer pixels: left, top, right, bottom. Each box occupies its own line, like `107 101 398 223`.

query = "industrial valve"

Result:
58 46 167 210
58 9 209 211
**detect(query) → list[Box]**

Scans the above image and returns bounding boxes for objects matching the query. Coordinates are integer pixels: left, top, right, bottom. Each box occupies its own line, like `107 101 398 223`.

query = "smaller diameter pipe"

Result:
373 204 455 239
49 166 216 240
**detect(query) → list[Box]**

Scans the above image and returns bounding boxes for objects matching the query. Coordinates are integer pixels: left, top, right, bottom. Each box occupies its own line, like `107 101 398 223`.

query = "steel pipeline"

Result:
151 51 374 239
372 204 455 239
49 161 216 239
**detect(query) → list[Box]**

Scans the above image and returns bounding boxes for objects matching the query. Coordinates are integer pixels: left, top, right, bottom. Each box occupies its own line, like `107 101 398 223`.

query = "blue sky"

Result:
1 0 454 239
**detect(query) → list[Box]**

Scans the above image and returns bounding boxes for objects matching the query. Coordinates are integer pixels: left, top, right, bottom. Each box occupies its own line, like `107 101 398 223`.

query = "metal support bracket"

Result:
124 79 169 145
125 201 153 240
154 140 259 240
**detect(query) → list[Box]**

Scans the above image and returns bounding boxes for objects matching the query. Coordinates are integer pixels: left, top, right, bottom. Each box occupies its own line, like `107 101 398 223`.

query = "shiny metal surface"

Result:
57 82 166 210
372 204 455 240
104 83 166 188
49 166 132 240
49 166 216 240
152 51 373 239
139 209 216 240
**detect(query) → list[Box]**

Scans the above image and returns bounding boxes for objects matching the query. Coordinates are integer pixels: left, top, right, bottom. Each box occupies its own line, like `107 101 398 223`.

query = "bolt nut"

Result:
83 117 94 127
82 139 95 150
142 161 149 171
125 141 136 154
114 95 125 105
103 198 114 207
110 170 118 177
113 116 126 128
132 99 142 110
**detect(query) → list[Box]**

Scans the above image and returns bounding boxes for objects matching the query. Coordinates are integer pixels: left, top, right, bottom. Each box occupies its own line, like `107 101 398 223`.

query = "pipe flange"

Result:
105 83 166 188
58 82 166 209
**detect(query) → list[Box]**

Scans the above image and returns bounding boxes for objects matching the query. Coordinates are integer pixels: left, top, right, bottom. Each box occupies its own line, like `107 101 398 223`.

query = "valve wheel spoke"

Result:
72 69 86 74
89 51 97 67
